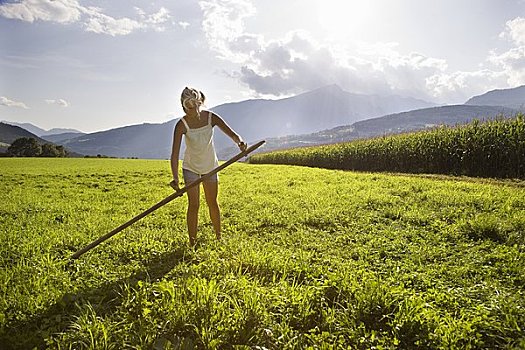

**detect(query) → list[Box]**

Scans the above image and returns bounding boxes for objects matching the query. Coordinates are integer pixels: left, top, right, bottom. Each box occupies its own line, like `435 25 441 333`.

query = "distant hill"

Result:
0 122 51 145
2 121 83 137
465 85 525 110
0 122 82 156
58 121 176 159
250 105 518 156
42 132 86 143
212 84 435 150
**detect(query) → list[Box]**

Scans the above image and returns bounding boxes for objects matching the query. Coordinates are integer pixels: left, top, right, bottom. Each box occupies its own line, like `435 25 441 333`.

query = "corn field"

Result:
250 115 525 179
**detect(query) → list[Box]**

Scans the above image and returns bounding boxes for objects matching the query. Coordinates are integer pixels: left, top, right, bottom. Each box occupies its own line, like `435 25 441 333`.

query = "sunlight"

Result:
316 0 378 41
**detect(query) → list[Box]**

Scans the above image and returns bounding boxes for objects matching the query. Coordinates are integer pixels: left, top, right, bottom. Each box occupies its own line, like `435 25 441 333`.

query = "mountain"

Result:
58 121 176 159
0 122 51 145
42 132 86 143
211 85 435 150
465 85 525 110
1 121 47 136
53 85 435 159
250 105 518 156
2 121 83 137
0 122 83 156
43 128 84 136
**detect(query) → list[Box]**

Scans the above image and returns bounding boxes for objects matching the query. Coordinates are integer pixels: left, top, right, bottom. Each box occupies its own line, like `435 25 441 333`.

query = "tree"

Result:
7 138 42 157
55 145 67 157
40 143 59 157
40 143 66 157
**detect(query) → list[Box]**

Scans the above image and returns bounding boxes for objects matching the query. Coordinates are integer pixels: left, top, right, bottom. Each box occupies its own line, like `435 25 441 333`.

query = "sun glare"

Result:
316 0 377 41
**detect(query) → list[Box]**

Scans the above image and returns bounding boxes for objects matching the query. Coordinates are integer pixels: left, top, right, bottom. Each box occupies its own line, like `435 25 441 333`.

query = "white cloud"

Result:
146 7 170 26
500 16 525 46
45 98 69 107
426 70 508 102
0 1 171 36
487 17 525 87
0 96 30 109
489 47 525 86
214 28 454 100
178 21 190 29
425 16 525 101
0 0 81 23
81 6 144 36
236 32 390 96
197 0 462 101
81 6 172 36
199 0 256 61
198 2 525 103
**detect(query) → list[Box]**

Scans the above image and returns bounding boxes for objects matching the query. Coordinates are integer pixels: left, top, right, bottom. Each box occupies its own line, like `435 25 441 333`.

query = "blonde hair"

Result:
181 87 206 112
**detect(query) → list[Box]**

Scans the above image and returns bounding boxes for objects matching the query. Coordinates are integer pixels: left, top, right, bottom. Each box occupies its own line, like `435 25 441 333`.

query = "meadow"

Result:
1 158 524 349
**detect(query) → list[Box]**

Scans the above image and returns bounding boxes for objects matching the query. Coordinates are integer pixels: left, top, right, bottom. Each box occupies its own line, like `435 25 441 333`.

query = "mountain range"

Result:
1 84 523 159
211 84 435 148
0 122 85 156
2 85 435 159
1 121 84 137
0 122 52 152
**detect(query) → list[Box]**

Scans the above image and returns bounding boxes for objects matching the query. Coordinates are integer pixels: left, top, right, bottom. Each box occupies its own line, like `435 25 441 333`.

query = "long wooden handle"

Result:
70 140 265 259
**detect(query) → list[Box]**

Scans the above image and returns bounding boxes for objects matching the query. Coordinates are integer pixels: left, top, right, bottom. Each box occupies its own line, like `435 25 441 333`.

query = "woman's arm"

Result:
170 120 185 189
211 112 247 151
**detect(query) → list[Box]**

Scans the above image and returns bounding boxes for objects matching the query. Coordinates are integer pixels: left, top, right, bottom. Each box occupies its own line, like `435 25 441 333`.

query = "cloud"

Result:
81 6 145 36
45 98 69 107
488 17 525 87
197 0 467 101
424 16 525 101
0 1 171 36
178 21 190 29
199 0 256 61
0 96 30 109
221 29 455 100
500 16 525 46
489 47 525 86
0 0 81 23
235 32 390 96
426 70 508 102
145 7 170 26
198 2 525 103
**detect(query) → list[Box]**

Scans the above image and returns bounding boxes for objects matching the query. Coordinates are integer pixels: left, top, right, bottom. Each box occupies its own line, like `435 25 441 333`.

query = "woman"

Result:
170 87 246 246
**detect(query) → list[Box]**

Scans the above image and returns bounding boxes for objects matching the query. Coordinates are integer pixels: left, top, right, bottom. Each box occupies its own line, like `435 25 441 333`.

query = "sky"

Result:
1 0 525 133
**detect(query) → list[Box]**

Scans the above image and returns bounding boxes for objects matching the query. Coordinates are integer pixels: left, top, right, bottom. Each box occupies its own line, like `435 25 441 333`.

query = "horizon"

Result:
2 0 525 133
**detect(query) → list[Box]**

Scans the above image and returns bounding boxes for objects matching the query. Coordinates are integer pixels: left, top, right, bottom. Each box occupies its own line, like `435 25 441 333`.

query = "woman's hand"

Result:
238 140 247 152
170 178 180 191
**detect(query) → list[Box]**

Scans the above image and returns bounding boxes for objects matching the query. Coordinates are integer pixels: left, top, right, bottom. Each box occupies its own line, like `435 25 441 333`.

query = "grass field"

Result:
1 158 524 349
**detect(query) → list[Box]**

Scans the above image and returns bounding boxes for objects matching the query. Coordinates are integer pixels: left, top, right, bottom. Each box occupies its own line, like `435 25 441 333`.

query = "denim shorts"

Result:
182 168 218 184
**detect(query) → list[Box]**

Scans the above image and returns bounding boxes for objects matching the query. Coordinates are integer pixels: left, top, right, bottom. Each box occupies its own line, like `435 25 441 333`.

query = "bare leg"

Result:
203 181 221 240
186 185 200 246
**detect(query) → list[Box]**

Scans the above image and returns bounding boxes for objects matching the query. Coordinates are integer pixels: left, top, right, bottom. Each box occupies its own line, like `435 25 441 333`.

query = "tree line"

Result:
6 137 68 157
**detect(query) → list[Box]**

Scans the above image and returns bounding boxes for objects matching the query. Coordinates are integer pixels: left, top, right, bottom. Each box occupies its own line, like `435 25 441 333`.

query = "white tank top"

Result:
181 111 219 175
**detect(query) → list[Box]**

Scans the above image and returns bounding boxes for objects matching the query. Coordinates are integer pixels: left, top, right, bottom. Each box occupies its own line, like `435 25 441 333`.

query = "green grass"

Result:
1 158 524 349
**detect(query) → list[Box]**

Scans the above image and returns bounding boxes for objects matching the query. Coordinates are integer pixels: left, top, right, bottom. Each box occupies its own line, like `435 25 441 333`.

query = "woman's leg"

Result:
186 185 200 246
203 181 221 240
